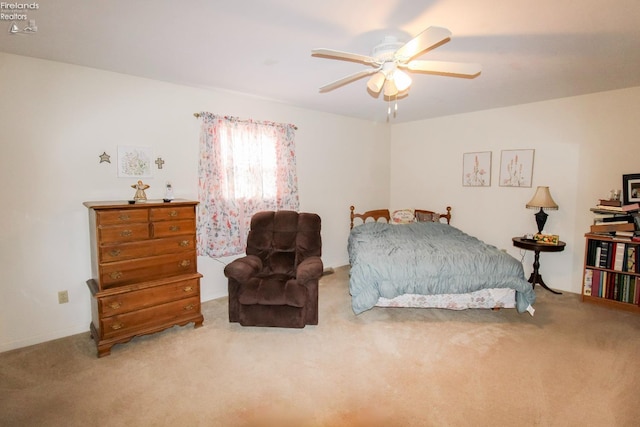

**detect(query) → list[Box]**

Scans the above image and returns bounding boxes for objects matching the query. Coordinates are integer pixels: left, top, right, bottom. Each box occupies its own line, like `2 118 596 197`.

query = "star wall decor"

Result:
99 152 111 163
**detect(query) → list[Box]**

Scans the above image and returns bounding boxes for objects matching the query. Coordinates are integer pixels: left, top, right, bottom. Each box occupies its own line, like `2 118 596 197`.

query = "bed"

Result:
348 206 536 315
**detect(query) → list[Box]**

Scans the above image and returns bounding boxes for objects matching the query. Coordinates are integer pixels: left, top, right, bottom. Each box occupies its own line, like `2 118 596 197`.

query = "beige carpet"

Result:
1 265 640 427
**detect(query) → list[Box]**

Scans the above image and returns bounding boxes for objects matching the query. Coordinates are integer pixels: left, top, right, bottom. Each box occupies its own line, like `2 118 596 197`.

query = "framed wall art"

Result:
499 149 534 187
117 145 153 178
462 151 491 187
622 173 640 205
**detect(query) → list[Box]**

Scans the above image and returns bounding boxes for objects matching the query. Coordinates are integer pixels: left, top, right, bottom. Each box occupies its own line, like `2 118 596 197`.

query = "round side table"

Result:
512 237 566 294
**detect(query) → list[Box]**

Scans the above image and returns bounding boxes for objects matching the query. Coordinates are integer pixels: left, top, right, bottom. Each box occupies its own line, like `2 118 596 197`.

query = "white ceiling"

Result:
2 0 640 123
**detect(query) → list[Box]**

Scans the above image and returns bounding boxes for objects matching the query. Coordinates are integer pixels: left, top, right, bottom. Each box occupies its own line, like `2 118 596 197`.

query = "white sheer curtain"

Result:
196 113 299 257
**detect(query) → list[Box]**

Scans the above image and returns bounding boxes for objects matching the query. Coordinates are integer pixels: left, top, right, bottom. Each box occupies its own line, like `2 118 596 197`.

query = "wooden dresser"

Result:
84 199 203 357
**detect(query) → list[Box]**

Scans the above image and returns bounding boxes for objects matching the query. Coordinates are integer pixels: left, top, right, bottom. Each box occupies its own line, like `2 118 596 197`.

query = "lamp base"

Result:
534 208 548 234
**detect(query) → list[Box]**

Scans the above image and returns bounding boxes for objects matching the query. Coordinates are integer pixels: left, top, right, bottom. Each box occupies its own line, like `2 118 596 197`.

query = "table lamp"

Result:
526 186 558 233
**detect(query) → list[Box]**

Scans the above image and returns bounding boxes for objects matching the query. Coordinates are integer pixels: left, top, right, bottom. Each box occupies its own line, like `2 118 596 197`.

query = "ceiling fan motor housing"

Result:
371 36 404 62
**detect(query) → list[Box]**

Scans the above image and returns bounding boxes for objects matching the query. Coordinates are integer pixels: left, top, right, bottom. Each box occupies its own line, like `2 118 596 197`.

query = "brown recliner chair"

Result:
224 210 323 328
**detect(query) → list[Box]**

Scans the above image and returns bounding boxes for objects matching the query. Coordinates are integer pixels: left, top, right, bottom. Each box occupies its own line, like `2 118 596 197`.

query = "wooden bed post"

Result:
349 206 355 230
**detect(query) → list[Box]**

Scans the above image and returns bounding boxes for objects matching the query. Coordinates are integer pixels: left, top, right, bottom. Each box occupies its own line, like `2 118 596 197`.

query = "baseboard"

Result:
0 324 90 354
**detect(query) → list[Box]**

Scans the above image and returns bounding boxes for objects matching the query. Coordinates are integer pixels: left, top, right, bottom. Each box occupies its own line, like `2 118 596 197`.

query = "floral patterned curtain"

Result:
196 112 299 257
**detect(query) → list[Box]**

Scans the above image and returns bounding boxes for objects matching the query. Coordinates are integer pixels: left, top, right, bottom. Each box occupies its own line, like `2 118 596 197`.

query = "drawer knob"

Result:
183 286 193 292
109 249 121 257
179 260 191 268
110 271 123 280
179 240 190 247
111 323 124 330
108 302 122 309
184 304 195 311
120 230 133 237
118 214 130 221
169 210 178 217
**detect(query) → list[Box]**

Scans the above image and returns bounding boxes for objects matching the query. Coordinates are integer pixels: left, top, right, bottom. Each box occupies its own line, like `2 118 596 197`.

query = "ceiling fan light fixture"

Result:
367 71 386 93
383 79 398 97
393 69 412 92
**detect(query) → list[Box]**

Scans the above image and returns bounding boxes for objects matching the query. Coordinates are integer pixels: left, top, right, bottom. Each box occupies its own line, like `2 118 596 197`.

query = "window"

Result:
196 113 299 257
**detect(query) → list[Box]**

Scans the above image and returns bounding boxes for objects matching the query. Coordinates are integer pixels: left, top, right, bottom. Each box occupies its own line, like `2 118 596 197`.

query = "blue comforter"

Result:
348 222 536 314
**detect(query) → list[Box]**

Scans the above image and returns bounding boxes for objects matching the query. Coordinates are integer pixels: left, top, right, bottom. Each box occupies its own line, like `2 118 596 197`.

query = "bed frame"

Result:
349 206 452 229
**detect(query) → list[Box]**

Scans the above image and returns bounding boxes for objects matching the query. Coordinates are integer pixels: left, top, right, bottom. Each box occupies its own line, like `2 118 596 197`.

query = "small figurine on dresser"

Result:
132 180 150 202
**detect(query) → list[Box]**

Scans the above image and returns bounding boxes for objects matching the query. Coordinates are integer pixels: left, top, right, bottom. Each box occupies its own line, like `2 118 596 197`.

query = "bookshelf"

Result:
582 233 640 313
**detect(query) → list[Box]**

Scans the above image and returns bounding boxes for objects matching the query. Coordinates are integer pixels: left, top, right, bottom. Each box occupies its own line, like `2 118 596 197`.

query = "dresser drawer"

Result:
99 223 150 243
99 236 195 263
99 240 155 263
152 219 196 238
100 252 197 289
96 209 149 226
99 278 200 316
150 206 195 222
152 235 196 255
101 296 200 339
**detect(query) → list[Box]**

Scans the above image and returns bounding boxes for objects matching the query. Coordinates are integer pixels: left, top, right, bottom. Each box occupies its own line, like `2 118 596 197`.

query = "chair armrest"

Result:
224 255 262 284
295 256 323 285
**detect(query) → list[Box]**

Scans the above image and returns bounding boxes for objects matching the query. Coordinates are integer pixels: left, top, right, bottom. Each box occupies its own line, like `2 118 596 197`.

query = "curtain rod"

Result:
193 113 297 130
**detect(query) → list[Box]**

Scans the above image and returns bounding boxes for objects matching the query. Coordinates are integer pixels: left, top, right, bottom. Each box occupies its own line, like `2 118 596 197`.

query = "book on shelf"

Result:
598 199 622 207
593 214 634 224
599 241 610 268
583 269 593 296
590 222 635 234
594 203 640 212
614 230 635 239
592 270 601 297
624 245 636 272
623 203 640 212
588 239 638 271
613 242 626 270
591 208 633 216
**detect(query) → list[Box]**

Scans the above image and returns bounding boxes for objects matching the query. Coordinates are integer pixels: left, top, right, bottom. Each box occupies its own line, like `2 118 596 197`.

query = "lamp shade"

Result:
526 186 558 210
367 71 386 93
393 69 412 92
383 79 398 97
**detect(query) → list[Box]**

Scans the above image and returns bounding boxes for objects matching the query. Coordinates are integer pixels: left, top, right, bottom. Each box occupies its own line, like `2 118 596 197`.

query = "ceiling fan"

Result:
311 26 481 98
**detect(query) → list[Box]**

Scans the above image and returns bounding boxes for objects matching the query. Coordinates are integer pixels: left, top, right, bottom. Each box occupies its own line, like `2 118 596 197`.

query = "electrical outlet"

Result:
58 290 69 304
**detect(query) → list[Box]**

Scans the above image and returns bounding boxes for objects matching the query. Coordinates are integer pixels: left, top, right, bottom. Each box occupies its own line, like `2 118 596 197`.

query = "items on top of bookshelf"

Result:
593 202 639 213
599 198 621 207
590 222 635 234
622 173 640 205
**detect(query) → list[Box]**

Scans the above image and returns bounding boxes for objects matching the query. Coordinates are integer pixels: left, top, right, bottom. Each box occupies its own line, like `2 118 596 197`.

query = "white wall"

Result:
2 51 638 353
0 53 390 352
390 87 640 294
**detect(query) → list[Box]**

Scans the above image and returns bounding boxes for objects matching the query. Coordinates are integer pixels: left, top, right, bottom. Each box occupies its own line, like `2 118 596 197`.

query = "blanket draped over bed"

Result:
348 221 536 314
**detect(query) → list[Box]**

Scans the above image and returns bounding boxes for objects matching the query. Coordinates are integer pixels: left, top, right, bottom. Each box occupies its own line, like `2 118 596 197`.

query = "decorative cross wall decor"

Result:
155 157 165 169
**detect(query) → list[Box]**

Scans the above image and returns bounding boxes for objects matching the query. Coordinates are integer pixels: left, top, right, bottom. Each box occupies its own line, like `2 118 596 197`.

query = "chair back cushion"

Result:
246 211 321 275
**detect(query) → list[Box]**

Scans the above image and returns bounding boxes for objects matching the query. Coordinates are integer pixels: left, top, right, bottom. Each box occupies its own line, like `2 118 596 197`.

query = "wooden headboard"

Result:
349 206 452 229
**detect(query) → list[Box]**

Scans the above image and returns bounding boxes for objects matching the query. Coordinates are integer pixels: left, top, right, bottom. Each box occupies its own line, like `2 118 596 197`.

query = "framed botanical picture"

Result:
117 145 153 178
462 151 491 187
622 173 640 205
499 149 534 187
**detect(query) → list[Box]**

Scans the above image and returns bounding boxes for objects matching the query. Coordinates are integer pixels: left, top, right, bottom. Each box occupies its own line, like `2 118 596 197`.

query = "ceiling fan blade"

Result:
318 68 378 92
406 60 482 77
312 48 377 65
395 26 452 61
